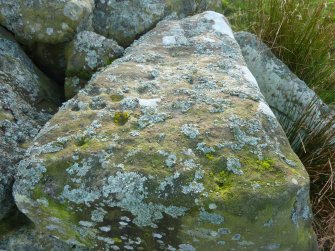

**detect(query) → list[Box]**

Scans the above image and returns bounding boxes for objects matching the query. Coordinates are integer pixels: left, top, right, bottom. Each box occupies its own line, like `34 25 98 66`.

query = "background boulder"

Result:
93 0 222 46
235 32 331 144
0 26 62 221
0 0 94 45
65 31 124 99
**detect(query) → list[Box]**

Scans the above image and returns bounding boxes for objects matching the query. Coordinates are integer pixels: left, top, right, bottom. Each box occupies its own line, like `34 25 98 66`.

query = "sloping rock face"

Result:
65 31 124 99
14 12 317 250
93 0 222 46
0 223 88 251
235 32 330 132
0 0 94 44
0 27 62 221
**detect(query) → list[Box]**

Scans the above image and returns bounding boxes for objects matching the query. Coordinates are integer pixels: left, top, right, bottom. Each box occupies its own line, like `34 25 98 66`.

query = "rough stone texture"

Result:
0 223 89 251
0 0 94 45
235 32 331 137
14 12 317 250
93 0 222 46
65 31 124 99
0 26 62 221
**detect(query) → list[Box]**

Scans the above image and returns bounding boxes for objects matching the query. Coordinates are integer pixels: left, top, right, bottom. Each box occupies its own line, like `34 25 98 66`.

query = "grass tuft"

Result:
226 0 335 104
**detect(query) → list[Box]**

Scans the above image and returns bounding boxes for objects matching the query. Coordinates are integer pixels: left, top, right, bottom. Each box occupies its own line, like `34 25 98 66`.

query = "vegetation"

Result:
224 0 335 103
278 96 335 250
222 1 335 249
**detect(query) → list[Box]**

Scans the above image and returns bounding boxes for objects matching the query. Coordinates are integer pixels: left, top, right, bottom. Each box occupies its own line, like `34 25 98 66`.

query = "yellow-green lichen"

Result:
256 159 274 170
110 94 124 102
112 237 122 243
113 111 129 126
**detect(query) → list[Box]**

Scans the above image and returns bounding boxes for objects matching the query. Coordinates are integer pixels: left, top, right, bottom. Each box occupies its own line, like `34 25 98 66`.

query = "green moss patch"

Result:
113 111 130 126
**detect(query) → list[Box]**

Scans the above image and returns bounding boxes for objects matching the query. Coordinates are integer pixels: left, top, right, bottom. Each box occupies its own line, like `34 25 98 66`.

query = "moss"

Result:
241 155 277 173
125 151 166 170
176 184 315 250
44 199 74 222
256 159 274 170
106 58 116 66
44 157 73 178
110 94 124 102
79 139 108 152
30 186 94 247
113 111 130 126
213 170 233 189
205 153 215 160
112 237 122 243
35 157 74 196
75 135 90 147
0 112 8 121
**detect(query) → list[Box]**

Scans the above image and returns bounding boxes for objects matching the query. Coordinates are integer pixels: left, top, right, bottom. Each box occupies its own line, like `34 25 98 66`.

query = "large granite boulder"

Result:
14 12 317 250
0 27 62 221
93 0 222 46
64 31 124 99
235 32 331 139
0 0 94 45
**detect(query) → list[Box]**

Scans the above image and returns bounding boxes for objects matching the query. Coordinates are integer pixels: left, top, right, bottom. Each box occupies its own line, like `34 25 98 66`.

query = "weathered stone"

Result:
0 218 89 251
0 26 61 221
14 12 317 250
0 0 94 44
65 31 124 99
235 32 330 139
93 0 222 46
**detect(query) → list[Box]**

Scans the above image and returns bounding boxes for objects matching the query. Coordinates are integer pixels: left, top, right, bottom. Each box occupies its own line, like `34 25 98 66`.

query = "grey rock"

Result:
93 0 222 46
65 31 124 99
14 12 316 250
235 31 331 144
0 26 61 221
0 220 89 251
0 0 94 44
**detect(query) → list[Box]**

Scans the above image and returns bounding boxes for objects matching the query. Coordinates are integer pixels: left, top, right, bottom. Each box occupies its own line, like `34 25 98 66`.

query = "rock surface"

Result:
0 219 88 251
0 26 62 221
93 0 222 46
0 0 94 44
65 31 124 99
14 12 317 250
235 32 330 137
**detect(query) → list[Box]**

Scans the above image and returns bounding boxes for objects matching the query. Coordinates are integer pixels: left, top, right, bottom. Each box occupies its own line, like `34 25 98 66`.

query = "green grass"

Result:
224 0 335 104
281 97 335 251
